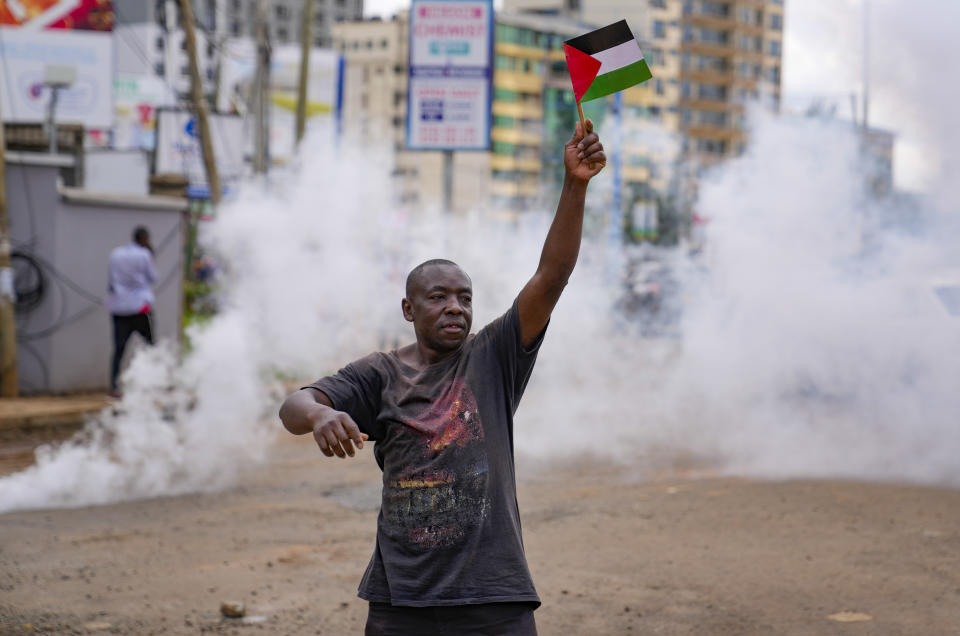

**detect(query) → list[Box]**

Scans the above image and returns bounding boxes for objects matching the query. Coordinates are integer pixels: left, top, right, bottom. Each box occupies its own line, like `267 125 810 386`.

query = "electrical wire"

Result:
15 222 183 341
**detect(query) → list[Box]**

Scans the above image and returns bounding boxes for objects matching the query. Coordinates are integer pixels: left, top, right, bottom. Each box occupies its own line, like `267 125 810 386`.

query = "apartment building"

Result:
114 0 219 97
505 0 785 197
221 0 363 47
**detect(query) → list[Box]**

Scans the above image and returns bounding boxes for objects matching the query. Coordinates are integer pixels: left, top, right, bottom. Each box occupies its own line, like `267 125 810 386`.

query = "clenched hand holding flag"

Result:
563 20 653 124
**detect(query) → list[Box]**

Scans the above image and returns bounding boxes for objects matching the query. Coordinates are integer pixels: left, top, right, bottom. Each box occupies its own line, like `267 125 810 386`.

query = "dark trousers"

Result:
365 602 538 636
110 313 154 390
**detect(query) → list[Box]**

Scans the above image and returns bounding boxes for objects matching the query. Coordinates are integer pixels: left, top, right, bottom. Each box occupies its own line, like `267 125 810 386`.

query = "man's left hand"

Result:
564 118 606 182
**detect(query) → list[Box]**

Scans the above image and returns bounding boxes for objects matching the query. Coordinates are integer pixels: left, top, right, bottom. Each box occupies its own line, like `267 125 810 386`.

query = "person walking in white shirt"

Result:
106 226 157 397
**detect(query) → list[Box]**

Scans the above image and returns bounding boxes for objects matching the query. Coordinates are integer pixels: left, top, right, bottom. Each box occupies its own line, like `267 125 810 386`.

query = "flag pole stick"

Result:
576 100 586 131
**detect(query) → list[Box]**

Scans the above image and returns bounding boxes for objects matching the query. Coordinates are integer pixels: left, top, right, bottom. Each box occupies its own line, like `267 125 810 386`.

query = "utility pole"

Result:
295 0 314 145
0 103 18 397
253 0 271 174
179 0 222 205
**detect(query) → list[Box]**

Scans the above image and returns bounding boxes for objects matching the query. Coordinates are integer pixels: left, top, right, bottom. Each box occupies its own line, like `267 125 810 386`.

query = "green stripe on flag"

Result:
580 59 653 103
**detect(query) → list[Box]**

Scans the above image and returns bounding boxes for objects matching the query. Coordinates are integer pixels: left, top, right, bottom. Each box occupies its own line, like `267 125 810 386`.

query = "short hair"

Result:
133 226 150 243
405 259 463 298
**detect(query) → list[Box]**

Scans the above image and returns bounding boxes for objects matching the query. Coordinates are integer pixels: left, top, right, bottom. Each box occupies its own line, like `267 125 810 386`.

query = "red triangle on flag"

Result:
563 43 602 103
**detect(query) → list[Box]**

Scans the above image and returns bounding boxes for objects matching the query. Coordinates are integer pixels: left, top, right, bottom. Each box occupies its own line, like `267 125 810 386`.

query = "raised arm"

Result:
517 119 605 347
279 387 367 458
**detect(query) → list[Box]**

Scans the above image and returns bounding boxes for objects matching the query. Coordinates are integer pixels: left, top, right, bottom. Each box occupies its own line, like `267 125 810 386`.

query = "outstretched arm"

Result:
279 388 368 459
517 119 605 347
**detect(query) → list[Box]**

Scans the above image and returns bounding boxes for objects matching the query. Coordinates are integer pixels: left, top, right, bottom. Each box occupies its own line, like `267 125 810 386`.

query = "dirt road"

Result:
1 431 959 635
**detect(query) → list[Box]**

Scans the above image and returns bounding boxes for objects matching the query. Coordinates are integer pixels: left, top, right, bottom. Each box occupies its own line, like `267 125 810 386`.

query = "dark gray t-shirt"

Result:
308 299 544 607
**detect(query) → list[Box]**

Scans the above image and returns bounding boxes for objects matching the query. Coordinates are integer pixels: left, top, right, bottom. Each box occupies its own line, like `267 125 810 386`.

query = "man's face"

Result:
403 264 473 354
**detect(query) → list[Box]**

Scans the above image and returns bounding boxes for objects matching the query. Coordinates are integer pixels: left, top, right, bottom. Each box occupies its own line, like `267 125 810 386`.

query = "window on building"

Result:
700 1 730 18
494 87 518 102
653 20 666 38
493 115 516 128
697 110 727 127
154 62 165 76
648 47 665 66
155 36 164 50
206 67 215 81
739 7 762 24
650 0 666 7
698 83 727 100
738 35 761 51
696 138 727 154
769 39 782 56
697 55 728 72
699 28 729 45
230 20 241 35
767 66 780 83
275 4 288 19
770 13 783 30
277 27 288 40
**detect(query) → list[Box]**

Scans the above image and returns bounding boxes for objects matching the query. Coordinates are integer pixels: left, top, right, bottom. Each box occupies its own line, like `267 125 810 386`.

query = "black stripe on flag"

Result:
563 19 635 56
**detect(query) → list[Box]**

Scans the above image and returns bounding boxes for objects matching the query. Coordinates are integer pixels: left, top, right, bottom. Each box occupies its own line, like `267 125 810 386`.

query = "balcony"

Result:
687 13 736 31
490 179 540 198
682 41 737 58
686 68 735 84
491 127 541 146
495 41 547 60
490 154 541 172
685 124 744 141
492 101 543 119
494 70 543 93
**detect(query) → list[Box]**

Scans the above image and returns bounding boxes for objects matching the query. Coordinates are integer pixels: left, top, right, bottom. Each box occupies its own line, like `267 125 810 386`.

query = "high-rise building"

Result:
504 0 785 188
114 0 219 98
220 0 363 47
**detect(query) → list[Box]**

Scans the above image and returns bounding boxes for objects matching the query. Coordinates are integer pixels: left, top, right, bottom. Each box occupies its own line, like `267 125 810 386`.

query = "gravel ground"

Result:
1 431 959 635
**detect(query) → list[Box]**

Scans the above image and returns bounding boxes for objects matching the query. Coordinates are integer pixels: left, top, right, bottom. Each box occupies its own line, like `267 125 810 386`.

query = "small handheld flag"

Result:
563 20 653 127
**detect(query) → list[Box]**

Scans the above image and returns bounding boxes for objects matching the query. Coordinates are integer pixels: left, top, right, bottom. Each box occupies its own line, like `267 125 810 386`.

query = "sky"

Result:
362 0 960 193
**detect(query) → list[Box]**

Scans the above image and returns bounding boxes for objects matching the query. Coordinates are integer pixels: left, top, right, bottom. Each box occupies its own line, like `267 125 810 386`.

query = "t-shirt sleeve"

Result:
303 353 384 440
479 297 547 412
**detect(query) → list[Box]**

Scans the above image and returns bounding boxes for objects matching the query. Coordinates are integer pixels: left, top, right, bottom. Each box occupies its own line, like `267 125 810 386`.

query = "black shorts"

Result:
364 601 538 636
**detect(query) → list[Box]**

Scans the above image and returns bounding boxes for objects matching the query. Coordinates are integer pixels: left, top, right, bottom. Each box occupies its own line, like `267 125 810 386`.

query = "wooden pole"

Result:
179 0 222 205
253 0 270 174
0 105 18 397
576 100 586 131
295 0 314 145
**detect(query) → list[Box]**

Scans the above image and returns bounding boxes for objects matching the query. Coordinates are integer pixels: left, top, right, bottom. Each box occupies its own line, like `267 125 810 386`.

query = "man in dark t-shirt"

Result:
280 120 605 635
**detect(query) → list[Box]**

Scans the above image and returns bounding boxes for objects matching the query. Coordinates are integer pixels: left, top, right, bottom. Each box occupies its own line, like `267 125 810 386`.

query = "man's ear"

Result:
401 298 414 323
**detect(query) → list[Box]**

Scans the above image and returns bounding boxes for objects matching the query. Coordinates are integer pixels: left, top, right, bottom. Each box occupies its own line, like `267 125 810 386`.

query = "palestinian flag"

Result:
563 20 653 103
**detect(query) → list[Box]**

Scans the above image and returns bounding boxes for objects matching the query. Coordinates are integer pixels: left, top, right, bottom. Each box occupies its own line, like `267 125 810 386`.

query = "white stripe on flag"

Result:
592 40 645 74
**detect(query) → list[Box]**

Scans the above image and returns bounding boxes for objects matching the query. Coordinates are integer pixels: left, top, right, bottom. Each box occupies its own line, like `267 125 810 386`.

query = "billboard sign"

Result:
155 108 246 193
0 0 114 30
0 27 114 127
407 0 492 151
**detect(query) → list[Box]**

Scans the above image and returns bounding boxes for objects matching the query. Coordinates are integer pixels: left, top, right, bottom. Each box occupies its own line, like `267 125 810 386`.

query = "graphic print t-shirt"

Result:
308 299 544 607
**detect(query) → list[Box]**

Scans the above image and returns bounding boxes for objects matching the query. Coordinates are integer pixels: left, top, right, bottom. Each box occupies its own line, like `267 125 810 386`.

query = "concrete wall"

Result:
5 152 186 394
